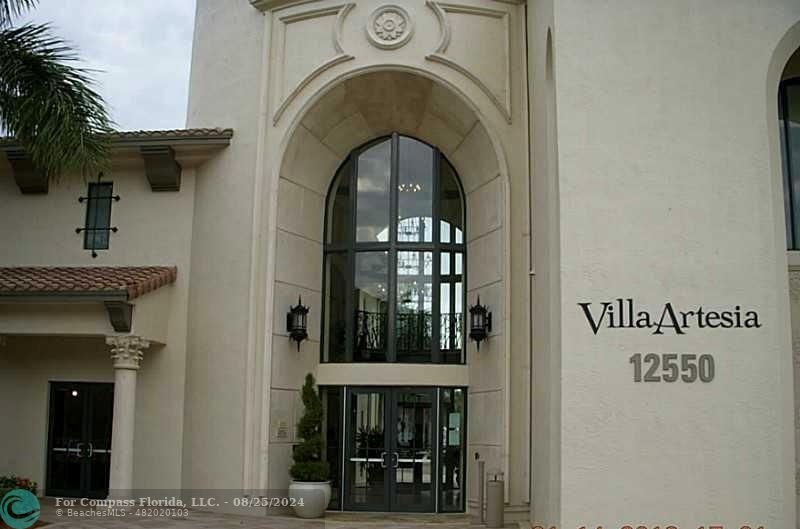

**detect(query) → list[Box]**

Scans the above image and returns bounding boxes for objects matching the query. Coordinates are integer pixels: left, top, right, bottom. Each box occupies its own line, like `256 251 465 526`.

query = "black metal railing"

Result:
355 310 387 355
353 311 463 359
440 312 463 353
396 311 433 354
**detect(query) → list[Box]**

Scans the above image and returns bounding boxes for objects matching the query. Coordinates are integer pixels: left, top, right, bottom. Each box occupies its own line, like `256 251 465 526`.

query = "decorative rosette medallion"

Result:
367 5 413 49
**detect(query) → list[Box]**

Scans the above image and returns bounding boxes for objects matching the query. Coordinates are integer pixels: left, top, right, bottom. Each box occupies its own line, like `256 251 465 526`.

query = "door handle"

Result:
68 440 80 460
380 451 387 468
392 452 400 468
75 442 93 459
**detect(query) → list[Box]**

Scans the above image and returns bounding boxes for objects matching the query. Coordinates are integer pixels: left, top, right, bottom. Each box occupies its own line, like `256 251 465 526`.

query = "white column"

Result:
106 335 149 498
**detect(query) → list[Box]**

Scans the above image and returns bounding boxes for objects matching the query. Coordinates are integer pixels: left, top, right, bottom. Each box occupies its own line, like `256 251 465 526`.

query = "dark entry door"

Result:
343 387 436 512
46 382 114 498
389 388 435 512
344 388 389 511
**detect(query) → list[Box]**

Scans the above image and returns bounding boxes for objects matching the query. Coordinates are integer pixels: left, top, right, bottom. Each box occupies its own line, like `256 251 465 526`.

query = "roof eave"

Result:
0 290 129 303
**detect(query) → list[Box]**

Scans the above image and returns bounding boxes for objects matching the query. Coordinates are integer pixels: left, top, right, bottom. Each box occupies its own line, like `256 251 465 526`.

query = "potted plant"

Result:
0 474 38 498
288 374 331 518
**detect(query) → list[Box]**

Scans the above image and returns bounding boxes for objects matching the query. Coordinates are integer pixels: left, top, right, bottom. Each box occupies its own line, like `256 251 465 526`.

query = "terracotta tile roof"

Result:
106 128 233 140
0 128 233 148
108 128 233 144
0 266 177 300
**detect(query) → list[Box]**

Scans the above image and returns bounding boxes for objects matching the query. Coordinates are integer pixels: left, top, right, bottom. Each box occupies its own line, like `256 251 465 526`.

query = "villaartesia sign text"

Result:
578 298 761 335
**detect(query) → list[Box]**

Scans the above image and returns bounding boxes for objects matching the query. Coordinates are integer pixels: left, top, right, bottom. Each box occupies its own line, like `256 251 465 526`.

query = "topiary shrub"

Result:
289 374 330 482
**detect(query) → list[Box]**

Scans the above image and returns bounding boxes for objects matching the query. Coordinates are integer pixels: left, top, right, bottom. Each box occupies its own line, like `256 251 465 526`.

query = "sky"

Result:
21 1 197 131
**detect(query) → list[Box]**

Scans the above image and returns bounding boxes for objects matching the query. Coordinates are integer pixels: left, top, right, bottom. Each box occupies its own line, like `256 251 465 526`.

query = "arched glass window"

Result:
323 134 465 364
781 77 800 249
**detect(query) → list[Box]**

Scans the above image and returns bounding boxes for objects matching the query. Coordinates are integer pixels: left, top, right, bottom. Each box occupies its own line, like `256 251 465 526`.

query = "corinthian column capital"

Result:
106 335 150 370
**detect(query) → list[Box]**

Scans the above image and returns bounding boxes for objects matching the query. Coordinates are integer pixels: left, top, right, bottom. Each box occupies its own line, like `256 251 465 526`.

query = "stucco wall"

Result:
790 267 800 525
0 335 185 491
0 159 195 491
183 0 267 493
0 337 112 491
549 1 800 527
527 0 561 525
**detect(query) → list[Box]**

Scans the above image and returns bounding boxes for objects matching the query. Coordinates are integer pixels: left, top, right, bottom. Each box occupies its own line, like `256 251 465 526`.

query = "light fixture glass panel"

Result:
397 137 434 242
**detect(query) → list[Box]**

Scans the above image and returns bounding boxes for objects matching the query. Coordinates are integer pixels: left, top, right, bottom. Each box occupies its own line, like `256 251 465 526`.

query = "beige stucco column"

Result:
106 335 149 497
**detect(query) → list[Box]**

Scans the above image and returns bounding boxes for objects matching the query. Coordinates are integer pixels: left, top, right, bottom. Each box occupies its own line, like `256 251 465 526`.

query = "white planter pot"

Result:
288 481 331 518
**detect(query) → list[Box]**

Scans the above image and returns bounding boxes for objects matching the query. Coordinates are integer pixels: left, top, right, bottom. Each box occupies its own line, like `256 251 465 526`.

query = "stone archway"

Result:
266 69 512 513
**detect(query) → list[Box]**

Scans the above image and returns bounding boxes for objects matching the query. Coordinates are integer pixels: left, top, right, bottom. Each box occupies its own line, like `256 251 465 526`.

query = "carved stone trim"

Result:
427 1 450 54
366 5 413 50
425 1 512 123
272 3 355 125
5 149 48 194
140 146 182 191
107 335 150 370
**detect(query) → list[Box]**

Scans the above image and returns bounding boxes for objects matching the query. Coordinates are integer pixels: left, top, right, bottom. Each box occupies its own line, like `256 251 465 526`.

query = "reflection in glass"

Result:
397 251 433 362
355 252 389 362
393 390 434 510
790 84 800 248
439 161 463 245
48 385 85 494
88 385 113 496
398 137 434 242
440 251 463 363
327 160 352 245
782 82 800 249
324 134 466 365
83 183 113 250
357 140 391 242
439 388 465 512
348 391 387 510
324 253 348 362
322 387 343 509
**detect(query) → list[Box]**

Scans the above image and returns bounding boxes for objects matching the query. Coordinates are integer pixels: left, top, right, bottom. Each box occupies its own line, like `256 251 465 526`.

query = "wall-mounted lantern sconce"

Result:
469 296 492 351
287 296 309 351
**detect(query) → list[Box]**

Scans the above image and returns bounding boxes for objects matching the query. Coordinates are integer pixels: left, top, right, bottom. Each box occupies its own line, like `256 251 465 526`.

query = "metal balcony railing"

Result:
354 311 463 357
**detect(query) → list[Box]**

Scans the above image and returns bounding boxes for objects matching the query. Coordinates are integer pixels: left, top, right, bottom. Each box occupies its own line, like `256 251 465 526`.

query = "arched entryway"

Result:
265 69 512 514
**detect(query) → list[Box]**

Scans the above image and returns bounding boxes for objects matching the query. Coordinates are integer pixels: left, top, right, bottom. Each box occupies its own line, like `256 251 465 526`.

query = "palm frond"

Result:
0 23 112 177
0 0 37 27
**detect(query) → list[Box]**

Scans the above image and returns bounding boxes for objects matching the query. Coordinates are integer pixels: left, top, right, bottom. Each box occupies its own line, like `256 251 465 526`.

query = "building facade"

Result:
2 0 800 527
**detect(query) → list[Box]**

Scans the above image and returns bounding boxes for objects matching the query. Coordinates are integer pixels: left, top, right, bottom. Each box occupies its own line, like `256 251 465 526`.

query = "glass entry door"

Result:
344 387 436 512
46 382 114 498
345 388 389 511
390 389 435 511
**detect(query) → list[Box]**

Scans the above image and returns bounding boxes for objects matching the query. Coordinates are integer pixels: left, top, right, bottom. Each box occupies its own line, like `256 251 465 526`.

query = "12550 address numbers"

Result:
629 353 714 383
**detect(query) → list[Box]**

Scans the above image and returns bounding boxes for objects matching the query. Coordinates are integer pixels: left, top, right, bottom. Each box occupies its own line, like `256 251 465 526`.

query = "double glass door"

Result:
344 387 435 512
46 382 114 498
